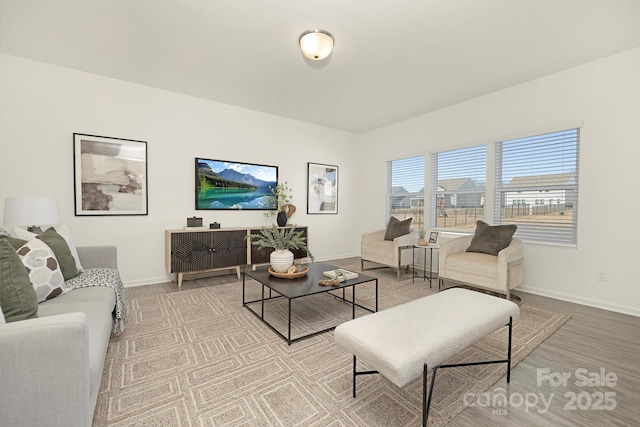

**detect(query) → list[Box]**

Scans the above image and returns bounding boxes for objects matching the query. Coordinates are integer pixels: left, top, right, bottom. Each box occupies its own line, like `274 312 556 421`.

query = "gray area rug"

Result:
94 274 570 426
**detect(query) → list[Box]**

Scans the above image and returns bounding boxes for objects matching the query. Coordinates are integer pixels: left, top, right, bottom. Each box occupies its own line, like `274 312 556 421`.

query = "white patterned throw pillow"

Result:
16 238 66 302
14 225 84 271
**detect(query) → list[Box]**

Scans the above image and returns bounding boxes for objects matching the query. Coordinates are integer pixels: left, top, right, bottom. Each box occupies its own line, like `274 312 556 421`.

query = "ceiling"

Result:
1 0 639 134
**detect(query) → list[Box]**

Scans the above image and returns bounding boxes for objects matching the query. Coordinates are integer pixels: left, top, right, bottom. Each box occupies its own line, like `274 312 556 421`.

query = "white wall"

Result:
357 48 640 316
2 49 639 316
0 54 361 286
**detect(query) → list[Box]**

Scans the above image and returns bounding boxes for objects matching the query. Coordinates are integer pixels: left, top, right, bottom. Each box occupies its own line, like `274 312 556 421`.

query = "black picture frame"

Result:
307 162 338 214
73 133 148 216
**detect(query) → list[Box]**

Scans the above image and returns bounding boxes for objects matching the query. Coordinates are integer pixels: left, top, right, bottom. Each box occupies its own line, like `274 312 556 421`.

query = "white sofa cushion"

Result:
39 288 116 413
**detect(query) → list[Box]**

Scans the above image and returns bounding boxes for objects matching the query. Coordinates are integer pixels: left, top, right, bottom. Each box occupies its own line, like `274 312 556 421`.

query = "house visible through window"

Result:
385 155 425 229
429 145 486 229
494 129 579 245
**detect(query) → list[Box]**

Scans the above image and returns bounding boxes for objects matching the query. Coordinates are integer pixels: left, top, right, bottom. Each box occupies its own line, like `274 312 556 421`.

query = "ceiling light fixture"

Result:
299 29 334 60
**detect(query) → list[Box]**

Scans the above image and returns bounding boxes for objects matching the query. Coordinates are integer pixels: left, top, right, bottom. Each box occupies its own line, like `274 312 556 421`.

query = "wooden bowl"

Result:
268 266 309 279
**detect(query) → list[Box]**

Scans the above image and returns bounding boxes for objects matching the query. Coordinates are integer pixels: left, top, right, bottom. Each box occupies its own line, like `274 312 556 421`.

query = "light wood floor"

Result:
126 258 640 427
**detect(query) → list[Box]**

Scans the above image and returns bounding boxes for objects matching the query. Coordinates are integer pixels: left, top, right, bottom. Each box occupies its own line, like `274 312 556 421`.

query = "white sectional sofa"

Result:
0 246 119 427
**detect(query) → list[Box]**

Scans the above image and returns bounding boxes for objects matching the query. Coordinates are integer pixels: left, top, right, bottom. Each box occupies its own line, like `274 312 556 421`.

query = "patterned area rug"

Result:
94 276 570 426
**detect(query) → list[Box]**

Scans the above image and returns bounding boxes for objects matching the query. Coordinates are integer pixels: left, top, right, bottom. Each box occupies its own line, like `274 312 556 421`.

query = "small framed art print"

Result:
307 162 338 214
73 133 148 216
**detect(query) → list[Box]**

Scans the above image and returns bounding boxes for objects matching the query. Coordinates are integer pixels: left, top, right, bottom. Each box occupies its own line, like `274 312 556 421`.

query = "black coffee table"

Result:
242 262 378 345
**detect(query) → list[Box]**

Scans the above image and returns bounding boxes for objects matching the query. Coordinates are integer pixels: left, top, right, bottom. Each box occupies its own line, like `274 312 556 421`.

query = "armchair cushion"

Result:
446 252 499 279
384 216 412 241
466 220 517 256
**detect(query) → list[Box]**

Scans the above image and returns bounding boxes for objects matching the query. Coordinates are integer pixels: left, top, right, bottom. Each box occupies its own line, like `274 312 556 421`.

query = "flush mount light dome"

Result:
299 29 334 60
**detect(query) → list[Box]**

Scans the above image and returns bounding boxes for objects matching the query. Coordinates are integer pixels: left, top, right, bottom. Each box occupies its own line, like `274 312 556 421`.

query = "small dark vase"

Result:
276 211 288 227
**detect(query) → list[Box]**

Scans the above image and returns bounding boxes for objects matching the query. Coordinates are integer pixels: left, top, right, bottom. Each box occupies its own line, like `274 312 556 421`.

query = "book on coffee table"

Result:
323 268 359 280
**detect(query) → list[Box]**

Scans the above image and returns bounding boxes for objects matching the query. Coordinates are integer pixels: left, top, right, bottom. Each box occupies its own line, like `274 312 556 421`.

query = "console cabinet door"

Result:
170 231 213 273
212 229 248 268
170 230 248 273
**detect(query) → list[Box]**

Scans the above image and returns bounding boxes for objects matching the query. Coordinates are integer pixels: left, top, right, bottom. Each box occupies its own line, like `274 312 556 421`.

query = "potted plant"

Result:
248 225 314 272
266 182 296 226
418 228 428 246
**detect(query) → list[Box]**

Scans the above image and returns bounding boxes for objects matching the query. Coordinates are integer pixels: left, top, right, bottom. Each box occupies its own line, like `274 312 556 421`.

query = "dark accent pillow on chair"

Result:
466 220 517 256
384 216 412 241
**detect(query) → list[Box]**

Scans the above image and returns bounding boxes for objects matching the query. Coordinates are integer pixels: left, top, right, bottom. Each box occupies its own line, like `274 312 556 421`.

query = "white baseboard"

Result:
124 276 173 288
517 285 640 317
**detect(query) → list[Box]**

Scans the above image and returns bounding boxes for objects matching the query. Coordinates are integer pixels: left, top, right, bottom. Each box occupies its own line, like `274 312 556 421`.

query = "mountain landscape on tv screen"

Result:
196 161 276 209
198 162 275 190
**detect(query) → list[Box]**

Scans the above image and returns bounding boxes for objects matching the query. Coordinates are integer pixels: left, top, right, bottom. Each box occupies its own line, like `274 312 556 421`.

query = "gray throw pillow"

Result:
466 220 517 256
384 216 412 241
0 239 38 322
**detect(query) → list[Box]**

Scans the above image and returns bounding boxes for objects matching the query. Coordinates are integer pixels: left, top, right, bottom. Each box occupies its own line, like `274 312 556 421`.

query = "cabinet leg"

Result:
178 272 183 288
235 266 241 279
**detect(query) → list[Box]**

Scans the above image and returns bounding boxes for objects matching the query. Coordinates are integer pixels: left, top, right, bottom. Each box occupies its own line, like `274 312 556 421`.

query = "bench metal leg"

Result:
423 364 439 427
507 315 513 383
353 355 357 398
352 355 379 399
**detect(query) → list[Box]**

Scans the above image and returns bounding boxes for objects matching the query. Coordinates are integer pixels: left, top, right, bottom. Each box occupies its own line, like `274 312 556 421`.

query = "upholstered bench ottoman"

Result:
334 288 520 426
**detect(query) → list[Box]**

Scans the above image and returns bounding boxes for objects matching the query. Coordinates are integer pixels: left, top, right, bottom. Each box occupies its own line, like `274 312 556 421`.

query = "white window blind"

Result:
429 145 486 230
494 129 579 245
385 156 425 228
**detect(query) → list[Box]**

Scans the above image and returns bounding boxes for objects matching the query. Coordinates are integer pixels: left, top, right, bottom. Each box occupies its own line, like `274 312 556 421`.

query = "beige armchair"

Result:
361 229 418 280
438 235 523 300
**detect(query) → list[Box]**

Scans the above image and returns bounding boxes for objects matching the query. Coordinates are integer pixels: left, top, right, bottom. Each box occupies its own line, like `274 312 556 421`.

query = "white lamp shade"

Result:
3 196 61 227
299 30 334 60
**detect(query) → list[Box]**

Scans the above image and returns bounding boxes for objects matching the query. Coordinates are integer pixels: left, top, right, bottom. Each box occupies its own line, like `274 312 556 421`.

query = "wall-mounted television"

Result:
195 157 278 210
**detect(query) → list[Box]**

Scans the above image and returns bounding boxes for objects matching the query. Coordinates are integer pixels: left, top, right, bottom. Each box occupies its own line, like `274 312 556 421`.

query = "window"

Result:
494 129 579 245
426 128 580 246
386 156 425 229
429 145 486 229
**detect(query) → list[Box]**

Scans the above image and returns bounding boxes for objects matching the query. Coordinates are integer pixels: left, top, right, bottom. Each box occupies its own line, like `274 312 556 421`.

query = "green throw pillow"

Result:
384 216 413 241
0 236 27 250
0 239 38 322
466 220 517 256
39 227 80 280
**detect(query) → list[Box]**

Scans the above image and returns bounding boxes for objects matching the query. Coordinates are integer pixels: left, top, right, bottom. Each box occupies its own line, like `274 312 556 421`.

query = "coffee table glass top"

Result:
244 262 376 299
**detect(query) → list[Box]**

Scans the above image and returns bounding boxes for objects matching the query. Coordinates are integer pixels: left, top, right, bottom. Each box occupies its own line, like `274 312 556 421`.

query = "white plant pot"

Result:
270 249 294 273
